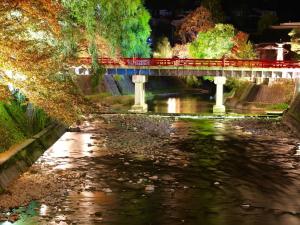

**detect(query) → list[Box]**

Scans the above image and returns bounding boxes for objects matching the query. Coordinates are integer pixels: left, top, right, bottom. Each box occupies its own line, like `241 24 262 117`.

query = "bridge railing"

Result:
79 57 300 69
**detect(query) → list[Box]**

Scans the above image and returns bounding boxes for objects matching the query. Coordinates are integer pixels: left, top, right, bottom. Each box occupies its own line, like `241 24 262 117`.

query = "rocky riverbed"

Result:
1 115 300 225
0 114 190 223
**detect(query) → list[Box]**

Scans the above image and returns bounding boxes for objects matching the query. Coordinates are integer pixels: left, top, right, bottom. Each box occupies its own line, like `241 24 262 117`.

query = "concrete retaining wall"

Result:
284 94 300 137
226 80 295 110
0 123 66 193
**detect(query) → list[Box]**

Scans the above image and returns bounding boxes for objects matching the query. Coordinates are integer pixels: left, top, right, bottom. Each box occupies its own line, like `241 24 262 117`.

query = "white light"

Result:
4 70 27 81
2 221 13 225
167 98 177 114
40 204 48 216
295 145 300 156
4 70 13 78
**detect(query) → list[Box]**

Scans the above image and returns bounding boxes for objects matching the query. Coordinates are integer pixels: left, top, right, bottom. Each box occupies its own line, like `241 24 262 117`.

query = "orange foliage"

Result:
172 44 189 58
230 31 257 59
0 0 90 124
231 32 249 54
176 6 214 44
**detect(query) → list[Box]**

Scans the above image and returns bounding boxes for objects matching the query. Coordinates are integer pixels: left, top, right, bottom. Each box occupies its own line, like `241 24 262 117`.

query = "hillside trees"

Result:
189 24 235 59
289 29 300 58
0 0 86 124
188 24 257 60
0 0 152 123
153 37 172 58
176 6 214 44
231 32 257 59
62 0 151 58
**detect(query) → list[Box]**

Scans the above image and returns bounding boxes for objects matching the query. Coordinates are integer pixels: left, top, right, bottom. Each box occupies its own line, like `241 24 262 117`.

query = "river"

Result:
1 114 299 225
147 93 260 114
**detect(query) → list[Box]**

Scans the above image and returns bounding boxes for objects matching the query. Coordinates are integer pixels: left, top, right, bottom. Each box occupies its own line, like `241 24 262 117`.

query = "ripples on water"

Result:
3 118 300 225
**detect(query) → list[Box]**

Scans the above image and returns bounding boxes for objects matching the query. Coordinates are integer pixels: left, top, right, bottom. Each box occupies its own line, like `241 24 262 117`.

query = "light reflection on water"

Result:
38 132 98 170
149 94 214 114
5 118 300 225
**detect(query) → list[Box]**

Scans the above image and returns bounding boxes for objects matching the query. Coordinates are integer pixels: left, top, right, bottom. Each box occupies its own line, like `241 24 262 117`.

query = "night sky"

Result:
145 0 300 22
145 0 300 43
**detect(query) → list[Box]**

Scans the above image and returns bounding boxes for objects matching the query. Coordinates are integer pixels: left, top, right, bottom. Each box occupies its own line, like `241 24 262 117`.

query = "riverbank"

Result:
284 93 300 138
0 114 177 211
1 114 300 224
226 80 294 112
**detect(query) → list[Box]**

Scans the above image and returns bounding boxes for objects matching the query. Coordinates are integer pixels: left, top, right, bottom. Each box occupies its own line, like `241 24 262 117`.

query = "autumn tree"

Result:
153 37 172 58
115 0 151 57
231 32 257 59
188 24 257 60
176 6 214 44
172 44 189 58
0 0 97 123
0 0 152 123
289 29 300 58
62 0 151 59
189 24 235 59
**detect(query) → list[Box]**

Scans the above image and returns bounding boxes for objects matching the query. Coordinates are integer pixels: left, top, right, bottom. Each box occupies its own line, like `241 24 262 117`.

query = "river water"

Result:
147 93 259 114
1 115 300 225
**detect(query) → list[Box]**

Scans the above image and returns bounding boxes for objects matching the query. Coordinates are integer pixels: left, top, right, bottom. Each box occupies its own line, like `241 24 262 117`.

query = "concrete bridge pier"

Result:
130 75 148 113
213 76 227 114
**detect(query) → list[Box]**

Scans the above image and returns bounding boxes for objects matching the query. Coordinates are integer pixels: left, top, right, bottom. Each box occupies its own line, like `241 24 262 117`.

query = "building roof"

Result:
271 22 300 29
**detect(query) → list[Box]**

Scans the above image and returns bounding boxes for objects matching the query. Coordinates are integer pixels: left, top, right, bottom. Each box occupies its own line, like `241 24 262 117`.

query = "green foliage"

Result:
113 74 123 82
189 24 235 59
185 76 202 87
146 92 155 101
0 100 50 152
203 76 214 82
225 78 243 91
116 0 151 57
91 66 106 91
153 37 172 58
87 94 134 111
0 102 26 152
289 29 300 56
234 41 257 59
266 103 289 111
62 0 151 58
26 104 50 134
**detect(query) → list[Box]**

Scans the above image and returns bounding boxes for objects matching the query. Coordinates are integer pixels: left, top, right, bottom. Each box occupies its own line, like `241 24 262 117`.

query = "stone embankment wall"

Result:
284 94 300 136
76 74 134 96
77 74 187 96
226 80 295 110
0 123 66 193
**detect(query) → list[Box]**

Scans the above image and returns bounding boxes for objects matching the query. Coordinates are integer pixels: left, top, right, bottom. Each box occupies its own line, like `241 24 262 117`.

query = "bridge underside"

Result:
106 67 300 79
74 65 300 114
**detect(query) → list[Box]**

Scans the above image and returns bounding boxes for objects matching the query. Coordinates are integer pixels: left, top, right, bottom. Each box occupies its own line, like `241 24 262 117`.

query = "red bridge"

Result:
77 57 300 79
76 58 300 113
79 57 300 69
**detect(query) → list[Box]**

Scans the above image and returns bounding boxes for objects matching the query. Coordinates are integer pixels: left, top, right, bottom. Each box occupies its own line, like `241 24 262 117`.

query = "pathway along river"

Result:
1 114 300 225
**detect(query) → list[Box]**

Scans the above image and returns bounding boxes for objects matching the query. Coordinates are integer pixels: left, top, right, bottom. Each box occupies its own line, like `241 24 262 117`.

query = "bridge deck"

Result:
77 58 300 78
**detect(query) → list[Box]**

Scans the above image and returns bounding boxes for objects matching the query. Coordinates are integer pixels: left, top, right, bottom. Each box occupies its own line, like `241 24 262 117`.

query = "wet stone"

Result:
145 185 155 192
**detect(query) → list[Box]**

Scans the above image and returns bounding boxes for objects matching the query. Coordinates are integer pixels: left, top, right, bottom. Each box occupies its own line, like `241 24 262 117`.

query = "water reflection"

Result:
5 119 300 225
149 94 213 114
40 132 99 170
148 93 263 115
167 98 179 113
